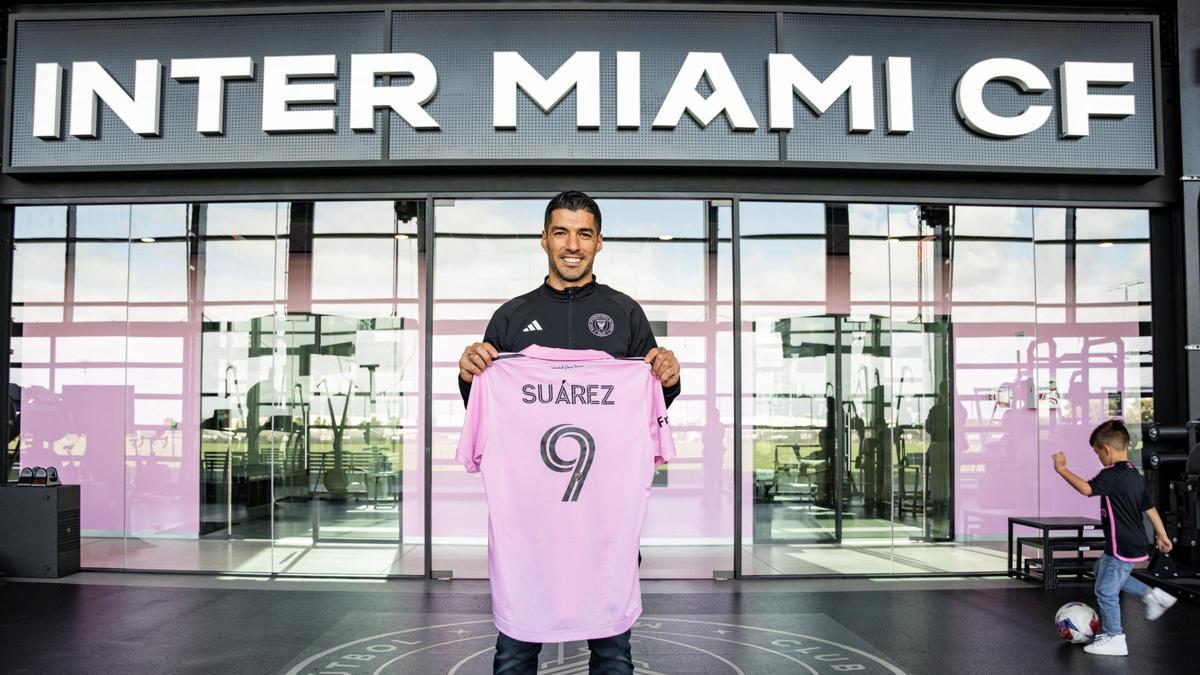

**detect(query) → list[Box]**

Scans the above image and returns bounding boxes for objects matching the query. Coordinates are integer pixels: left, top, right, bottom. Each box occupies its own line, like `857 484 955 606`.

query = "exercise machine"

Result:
1138 421 1200 601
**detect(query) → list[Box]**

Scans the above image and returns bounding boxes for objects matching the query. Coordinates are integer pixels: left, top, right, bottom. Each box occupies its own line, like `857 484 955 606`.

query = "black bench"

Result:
1016 536 1106 589
1008 516 1103 590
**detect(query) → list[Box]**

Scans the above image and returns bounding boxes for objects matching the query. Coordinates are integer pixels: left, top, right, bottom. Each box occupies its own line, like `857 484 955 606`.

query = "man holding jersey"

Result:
458 191 680 674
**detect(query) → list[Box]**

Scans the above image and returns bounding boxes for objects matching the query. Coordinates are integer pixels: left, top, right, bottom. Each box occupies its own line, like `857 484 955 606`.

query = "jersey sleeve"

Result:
455 371 488 473
647 368 677 466
1087 469 1113 497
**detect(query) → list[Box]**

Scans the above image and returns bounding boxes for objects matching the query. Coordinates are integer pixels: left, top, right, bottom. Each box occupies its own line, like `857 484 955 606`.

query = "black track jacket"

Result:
458 277 681 408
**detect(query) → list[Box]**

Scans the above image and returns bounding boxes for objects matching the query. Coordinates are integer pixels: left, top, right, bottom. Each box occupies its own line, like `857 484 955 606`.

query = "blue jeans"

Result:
493 629 633 675
1093 554 1150 636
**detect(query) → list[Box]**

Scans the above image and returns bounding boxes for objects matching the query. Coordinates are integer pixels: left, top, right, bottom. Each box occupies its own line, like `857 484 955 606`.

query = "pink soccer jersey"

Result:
456 344 676 643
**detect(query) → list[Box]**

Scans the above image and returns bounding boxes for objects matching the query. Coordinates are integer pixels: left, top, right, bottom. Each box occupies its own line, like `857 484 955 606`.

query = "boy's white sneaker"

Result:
1084 633 1128 656
1145 587 1177 621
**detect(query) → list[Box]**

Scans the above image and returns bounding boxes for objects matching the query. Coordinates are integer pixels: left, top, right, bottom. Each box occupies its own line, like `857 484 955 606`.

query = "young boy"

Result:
1052 419 1177 656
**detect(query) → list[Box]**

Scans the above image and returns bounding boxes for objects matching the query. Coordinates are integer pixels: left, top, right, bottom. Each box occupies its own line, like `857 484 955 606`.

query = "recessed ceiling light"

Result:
395 234 410 240
1099 241 1114 248
139 237 156 243
658 235 674 241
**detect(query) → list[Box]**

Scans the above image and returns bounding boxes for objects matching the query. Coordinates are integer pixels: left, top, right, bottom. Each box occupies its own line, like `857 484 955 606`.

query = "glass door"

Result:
838 316 894 543
758 315 892 546
193 201 286 573
741 202 898 574
754 315 839 545
946 207 1041 551
1032 208 1155 518
271 201 425 575
887 205 955 544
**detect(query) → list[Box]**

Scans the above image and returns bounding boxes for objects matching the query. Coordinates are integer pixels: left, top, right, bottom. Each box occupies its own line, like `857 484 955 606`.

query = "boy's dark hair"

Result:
1089 419 1130 451
544 191 602 233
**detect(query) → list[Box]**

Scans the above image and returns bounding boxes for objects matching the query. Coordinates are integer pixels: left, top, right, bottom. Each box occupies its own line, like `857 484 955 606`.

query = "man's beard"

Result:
552 258 592 282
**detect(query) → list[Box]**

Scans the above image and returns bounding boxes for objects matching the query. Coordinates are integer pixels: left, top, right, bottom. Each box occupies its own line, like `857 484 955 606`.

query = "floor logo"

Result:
284 617 906 674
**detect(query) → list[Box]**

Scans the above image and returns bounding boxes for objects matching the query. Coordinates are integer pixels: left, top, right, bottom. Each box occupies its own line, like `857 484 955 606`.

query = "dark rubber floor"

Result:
0 576 1196 674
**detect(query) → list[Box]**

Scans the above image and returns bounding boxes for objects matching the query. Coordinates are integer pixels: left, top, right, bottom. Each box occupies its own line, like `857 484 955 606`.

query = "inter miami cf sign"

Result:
6 10 1158 173
28 52 1136 140
540 424 596 502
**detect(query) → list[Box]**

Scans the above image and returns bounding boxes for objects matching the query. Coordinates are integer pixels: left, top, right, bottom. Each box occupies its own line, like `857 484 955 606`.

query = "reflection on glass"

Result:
14 205 68 239
1033 208 1154 521
123 204 195 571
1034 208 1067 241
197 200 427 574
739 201 824 236
10 205 136 569
76 204 132 239
1075 208 1149 241
131 203 188 239
602 241 706 302
745 205 863 571
204 240 278 306
130 241 187 304
952 206 1033 238
435 199 542 235
432 200 546 578
314 201 414 234
595 199 704 238
434 239 546 305
206 202 283 237
4 199 1155 580
744 202 956 575
8 201 425 576
12 243 66 305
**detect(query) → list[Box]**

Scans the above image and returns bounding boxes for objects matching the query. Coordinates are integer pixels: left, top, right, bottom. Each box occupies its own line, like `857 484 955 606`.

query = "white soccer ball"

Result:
1055 602 1100 643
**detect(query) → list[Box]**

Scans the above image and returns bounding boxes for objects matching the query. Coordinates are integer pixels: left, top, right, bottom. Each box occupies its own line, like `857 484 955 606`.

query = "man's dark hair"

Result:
544 191 602 233
1089 419 1130 451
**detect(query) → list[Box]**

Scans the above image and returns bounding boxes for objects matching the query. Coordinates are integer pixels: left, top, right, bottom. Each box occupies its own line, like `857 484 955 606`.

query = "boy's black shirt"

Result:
1088 461 1152 560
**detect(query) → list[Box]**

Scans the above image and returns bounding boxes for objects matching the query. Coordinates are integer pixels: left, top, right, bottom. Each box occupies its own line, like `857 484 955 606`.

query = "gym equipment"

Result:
314 377 355 498
4 383 20 483
1055 601 1100 643
1139 421 1200 601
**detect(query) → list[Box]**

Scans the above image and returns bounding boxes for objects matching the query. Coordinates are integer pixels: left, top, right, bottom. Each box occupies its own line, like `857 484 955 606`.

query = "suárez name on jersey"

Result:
522 382 616 406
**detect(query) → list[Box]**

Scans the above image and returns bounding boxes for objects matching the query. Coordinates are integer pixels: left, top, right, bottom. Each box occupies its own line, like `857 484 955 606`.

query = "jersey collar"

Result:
539 275 599 302
520 345 613 361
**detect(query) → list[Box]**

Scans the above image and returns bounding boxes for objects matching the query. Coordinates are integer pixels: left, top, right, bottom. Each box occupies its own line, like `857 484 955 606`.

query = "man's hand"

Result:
1156 534 1174 554
644 347 680 388
1052 451 1068 472
459 342 498 383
